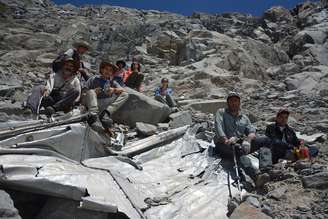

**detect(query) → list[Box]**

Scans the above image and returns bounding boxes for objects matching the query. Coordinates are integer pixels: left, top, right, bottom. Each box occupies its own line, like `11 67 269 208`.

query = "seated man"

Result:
52 40 91 81
265 108 302 163
26 57 81 116
124 62 144 92
213 92 272 180
84 60 129 133
154 78 177 109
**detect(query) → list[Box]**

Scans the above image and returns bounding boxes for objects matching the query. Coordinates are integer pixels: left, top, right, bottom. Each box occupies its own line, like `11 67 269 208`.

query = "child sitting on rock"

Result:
84 60 129 133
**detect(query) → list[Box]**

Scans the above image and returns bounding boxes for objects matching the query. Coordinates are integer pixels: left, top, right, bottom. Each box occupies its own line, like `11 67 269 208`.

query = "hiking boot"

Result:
99 110 113 130
256 173 270 188
239 167 255 192
45 106 56 117
87 112 98 126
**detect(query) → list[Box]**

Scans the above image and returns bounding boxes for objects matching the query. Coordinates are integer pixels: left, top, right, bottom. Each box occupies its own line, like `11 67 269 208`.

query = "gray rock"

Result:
186 99 226 114
302 172 328 189
245 196 260 208
279 94 298 101
169 111 192 128
112 88 170 127
261 204 273 217
267 186 287 200
0 100 23 118
230 202 272 219
136 122 157 137
288 32 315 56
0 190 21 219
296 204 311 212
157 123 169 131
0 85 23 97
315 122 328 133
264 6 294 23
285 71 328 94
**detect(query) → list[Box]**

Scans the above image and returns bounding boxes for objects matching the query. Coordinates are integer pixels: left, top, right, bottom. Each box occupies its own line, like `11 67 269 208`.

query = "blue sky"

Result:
53 0 314 16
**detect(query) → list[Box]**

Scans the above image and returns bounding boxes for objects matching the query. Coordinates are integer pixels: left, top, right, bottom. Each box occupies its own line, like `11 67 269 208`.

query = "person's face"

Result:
77 46 88 54
63 61 75 73
161 81 168 88
227 97 240 113
276 113 289 126
117 63 124 70
132 63 139 72
100 65 114 79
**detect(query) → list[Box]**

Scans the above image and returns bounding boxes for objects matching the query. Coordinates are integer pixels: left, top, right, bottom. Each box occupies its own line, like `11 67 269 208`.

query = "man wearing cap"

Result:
53 40 91 81
265 109 301 163
214 92 272 179
154 78 177 109
84 60 129 133
26 57 81 116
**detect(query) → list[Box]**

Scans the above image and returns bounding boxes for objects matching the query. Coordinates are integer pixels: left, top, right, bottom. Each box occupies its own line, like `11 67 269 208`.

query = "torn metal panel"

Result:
0 120 238 218
0 113 89 140
110 125 189 157
0 123 110 161
84 129 238 219
0 154 143 218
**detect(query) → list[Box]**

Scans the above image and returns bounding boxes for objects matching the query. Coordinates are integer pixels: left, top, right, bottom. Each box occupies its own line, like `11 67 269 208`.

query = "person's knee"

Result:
154 95 161 101
120 91 129 101
251 136 272 148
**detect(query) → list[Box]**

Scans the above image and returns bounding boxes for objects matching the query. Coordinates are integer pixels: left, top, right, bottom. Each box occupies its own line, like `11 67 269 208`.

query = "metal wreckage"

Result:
0 109 245 219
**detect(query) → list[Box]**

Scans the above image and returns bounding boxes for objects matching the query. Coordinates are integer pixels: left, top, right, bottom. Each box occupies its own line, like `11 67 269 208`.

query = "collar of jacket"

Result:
226 108 242 118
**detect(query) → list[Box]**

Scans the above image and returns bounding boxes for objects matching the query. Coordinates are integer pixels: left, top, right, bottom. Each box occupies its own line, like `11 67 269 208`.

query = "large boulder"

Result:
285 68 328 94
288 32 315 57
263 6 294 23
136 122 157 137
0 190 21 219
302 172 328 189
230 202 272 219
169 111 193 128
112 88 170 127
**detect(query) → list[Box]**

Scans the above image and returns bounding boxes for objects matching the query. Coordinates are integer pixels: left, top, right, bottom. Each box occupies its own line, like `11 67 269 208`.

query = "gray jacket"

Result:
214 108 256 141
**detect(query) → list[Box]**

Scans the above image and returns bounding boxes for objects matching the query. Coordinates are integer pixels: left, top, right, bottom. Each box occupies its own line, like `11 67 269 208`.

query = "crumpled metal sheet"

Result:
0 123 109 161
0 154 142 219
0 121 238 219
84 129 238 219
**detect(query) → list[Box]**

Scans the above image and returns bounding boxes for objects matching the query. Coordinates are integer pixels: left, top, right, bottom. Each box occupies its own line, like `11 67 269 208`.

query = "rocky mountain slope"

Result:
0 0 328 218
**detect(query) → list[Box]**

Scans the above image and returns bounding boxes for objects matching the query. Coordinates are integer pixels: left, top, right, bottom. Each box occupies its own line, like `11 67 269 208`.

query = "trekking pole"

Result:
231 143 242 200
36 96 43 120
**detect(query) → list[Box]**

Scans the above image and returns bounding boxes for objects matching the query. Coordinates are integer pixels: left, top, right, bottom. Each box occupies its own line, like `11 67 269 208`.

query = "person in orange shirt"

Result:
124 62 144 92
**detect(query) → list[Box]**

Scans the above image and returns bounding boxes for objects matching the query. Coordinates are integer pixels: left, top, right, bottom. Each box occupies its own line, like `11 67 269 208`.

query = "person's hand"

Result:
114 88 124 94
41 88 49 97
78 68 87 76
229 137 237 145
241 140 251 154
95 87 101 96
108 88 115 96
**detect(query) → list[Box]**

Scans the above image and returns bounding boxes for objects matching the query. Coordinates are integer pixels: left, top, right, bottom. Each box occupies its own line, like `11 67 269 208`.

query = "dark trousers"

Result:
42 89 79 112
270 139 291 163
215 136 272 178
155 95 177 107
